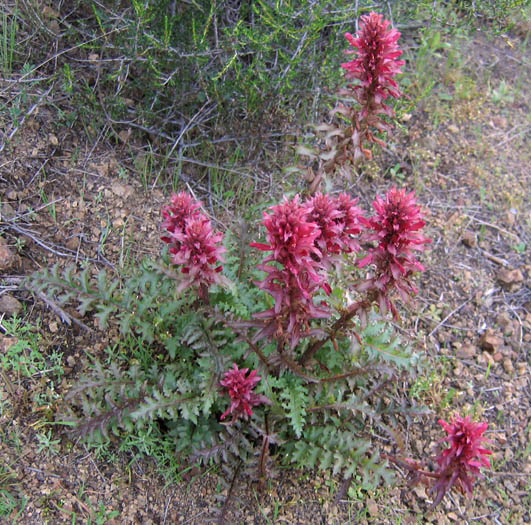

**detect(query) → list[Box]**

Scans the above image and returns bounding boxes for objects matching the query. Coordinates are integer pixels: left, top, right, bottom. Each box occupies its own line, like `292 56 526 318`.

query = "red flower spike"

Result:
161 192 226 294
250 195 323 286
304 192 364 260
170 216 226 292
431 416 492 508
161 192 202 246
358 187 431 313
248 196 333 348
220 364 270 423
333 12 404 162
342 12 405 117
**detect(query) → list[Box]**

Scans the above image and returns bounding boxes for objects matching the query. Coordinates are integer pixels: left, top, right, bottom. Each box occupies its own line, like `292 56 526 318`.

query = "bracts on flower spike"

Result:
385 415 492 511
245 194 364 349
430 415 492 508
161 192 228 301
336 12 405 162
220 364 271 424
357 187 431 319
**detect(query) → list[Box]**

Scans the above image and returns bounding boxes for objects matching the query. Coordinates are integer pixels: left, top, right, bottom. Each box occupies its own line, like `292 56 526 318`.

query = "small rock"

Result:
66 237 80 251
497 312 513 334
42 5 60 18
479 351 494 366
0 202 16 219
0 294 22 315
497 433 507 445
480 329 504 352
456 344 476 359
448 124 459 134
461 231 477 248
492 352 503 362
367 501 378 516
497 268 524 291
111 182 134 198
118 129 132 144
503 358 514 374
49 321 59 333
501 345 512 356
0 240 15 271
49 134 59 146
504 209 516 227
66 356 76 367
413 485 427 499
492 115 508 129
0 336 17 353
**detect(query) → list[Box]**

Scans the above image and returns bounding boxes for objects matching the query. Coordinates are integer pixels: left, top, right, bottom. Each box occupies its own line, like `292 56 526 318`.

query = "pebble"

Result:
503 358 514 374
0 240 16 271
0 294 22 315
497 268 524 291
456 344 476 358
496 312 513 333
480 329 504 352
504 209 516 227
367 501 378 516
111 182 134 198
66 237 80 251
461 231 477 247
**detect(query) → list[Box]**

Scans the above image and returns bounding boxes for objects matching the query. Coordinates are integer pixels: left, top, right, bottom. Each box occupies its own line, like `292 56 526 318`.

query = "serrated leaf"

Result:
280 378 308 438
95 305 115 329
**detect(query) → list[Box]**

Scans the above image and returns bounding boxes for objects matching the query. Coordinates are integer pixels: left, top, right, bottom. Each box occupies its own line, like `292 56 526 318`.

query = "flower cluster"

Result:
342 12 405 116
332 12 405 162
358 187 431 317
304 192 363 261
431 416 492 507
249 193 363 348
161 192 226 295
220 364 270 423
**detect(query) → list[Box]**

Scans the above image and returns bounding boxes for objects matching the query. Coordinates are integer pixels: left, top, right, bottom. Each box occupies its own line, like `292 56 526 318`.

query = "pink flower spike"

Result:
220 364 271 423
161 192 226 296
341 12 405 110
161 192 202 244
357 187 431 312
171 216 226 292
431 415 492 508
259 195 322 280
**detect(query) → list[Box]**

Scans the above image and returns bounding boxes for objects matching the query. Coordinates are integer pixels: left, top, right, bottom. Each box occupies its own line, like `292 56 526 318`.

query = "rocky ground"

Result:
0 20 529 525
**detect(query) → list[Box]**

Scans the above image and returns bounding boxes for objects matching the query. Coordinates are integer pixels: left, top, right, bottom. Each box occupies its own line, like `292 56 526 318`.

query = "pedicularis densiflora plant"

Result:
29 12 491 513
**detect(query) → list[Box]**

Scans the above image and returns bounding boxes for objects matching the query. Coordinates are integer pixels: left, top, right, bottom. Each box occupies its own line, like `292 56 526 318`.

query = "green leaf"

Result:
280 376 308 438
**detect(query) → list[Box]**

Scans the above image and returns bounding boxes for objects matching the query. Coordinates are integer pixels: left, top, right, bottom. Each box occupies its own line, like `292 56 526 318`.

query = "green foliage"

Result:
278 375 308 438
0 4 17 75
0 315 64 380
28 226 424 494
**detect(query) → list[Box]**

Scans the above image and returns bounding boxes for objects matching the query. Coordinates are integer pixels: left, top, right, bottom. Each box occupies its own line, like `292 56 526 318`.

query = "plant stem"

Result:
299 300 364 366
